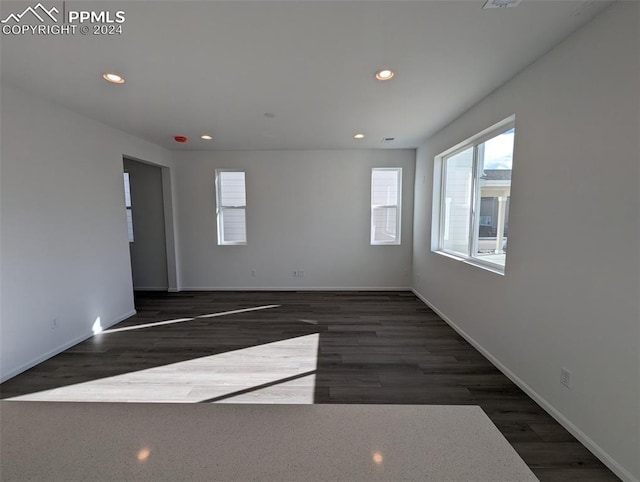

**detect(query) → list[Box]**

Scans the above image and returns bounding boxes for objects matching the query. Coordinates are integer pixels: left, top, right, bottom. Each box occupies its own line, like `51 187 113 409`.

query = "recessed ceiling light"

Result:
102 72 125 84
375 69 394 81
200 135 213 140
353 133 366 139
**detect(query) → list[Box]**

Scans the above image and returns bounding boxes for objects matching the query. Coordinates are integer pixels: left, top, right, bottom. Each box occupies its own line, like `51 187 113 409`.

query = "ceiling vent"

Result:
380 137 395 144
482 0 522 8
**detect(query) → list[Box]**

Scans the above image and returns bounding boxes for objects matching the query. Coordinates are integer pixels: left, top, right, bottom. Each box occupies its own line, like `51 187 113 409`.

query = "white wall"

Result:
412 3 639 481
0 85 175 381
174 149 415 289
123 158 169 291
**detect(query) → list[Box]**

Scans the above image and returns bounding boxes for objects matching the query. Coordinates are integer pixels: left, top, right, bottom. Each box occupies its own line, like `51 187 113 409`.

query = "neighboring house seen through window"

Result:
215 170 247 245
434 116 515 273
371 168 402 245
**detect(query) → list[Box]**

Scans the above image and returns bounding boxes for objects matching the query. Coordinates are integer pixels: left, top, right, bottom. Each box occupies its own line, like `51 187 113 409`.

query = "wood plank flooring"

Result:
0 291 619 481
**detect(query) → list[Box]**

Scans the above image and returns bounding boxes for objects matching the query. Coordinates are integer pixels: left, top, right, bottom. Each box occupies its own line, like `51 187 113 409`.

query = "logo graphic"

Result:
1 3 59 24
2 2 125 36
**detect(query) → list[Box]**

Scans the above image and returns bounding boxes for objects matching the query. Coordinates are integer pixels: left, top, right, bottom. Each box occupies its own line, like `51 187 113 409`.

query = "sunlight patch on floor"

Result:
102 304 281 334
7 333 319 403
214 373 317 404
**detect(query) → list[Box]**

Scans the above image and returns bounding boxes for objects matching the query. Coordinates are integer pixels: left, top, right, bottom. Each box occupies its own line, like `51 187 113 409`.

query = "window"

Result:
215 170 247 245
371 168 402 245
123 172 134 242
434 116 515 272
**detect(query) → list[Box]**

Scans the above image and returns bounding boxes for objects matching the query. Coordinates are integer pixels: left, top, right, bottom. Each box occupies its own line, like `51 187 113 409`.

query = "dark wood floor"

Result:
1 291 618 481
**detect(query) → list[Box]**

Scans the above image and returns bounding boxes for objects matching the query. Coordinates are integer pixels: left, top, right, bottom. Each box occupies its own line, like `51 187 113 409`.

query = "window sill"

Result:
433 250 505 276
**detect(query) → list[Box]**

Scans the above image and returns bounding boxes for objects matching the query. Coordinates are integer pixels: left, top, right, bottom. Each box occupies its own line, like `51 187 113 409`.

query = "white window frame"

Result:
371 167 402 245
432 115 515 274
215 169 247 245
123 172 134 243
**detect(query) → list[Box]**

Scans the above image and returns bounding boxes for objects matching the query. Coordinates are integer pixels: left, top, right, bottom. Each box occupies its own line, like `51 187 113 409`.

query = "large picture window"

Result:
371 168 402 245
434 117 515 272
215 170 247 245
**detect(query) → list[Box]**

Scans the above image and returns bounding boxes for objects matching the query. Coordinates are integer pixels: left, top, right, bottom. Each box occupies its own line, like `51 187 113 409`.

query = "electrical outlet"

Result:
560 367 571 389
51 318 58 329
251 270 256 277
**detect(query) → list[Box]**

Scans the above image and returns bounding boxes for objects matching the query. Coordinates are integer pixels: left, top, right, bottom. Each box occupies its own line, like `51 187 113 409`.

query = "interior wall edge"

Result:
411 287 638 482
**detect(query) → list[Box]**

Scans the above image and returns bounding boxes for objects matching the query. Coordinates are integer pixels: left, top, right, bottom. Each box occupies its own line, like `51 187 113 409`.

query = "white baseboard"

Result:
177 286 413 292
133 287 168 291
0 310 136 384
411 288 638 482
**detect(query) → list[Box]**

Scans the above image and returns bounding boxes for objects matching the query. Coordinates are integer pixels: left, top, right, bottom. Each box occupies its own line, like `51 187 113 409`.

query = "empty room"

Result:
0 1 638 481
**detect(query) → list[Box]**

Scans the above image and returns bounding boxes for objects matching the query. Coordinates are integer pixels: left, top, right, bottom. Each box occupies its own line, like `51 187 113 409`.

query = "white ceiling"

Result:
0 0 612 151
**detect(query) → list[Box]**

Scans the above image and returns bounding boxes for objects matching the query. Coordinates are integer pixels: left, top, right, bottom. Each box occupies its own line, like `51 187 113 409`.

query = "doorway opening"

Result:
123 157 169 294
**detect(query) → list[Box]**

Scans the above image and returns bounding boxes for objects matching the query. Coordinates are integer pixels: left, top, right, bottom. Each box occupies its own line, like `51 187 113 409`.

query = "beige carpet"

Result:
0 402 537 481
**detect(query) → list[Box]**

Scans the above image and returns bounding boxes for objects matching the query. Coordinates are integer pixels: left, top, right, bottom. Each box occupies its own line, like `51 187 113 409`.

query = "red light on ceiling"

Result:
174 136 187 143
